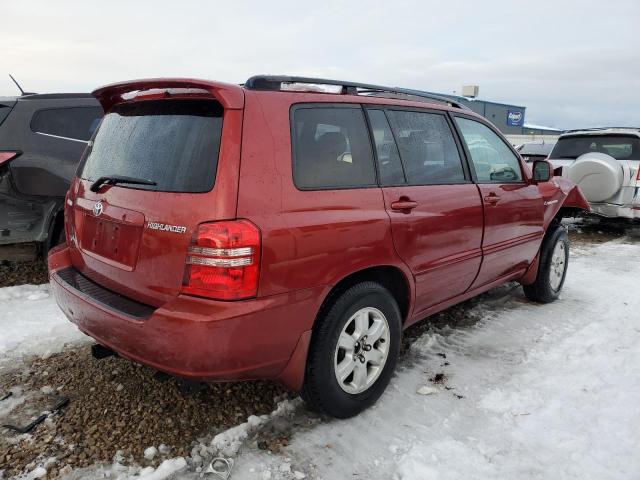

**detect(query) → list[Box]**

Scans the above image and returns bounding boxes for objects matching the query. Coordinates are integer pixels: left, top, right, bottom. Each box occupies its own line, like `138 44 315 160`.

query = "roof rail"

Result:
244 75 470 110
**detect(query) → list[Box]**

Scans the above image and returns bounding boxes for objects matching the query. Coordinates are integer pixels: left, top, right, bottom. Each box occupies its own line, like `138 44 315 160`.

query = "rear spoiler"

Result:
92 78 245 112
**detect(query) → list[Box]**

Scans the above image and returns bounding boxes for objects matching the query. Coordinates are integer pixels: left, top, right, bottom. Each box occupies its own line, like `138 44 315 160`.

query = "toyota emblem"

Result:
93 202 104 217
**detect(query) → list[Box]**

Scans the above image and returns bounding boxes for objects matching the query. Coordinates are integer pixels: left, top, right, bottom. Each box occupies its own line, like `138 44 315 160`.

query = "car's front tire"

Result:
301 281 401 418
523 224 569 303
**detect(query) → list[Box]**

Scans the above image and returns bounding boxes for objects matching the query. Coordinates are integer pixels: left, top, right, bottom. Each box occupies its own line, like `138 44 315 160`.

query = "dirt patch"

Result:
566 218 634 247
0 347 287 478
0 260 48 288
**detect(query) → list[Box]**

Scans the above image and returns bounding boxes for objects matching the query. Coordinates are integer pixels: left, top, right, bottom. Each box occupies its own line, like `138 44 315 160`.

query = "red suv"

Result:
49 76 588 418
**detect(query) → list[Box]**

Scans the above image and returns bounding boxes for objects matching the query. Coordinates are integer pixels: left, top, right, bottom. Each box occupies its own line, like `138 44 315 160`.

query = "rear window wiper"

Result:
90 175 157 192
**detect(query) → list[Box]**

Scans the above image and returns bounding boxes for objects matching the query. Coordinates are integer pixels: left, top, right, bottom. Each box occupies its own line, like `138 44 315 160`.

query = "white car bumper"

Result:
589 201 640 221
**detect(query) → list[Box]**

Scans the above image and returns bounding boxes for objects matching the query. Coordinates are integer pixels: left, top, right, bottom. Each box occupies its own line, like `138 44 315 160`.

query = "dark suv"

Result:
49 76 588 418
0 93 102 259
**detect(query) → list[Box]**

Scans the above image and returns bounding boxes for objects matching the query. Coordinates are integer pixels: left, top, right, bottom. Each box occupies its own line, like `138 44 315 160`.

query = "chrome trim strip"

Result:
34 131 90 144
187 246 253 257
186 256 253 268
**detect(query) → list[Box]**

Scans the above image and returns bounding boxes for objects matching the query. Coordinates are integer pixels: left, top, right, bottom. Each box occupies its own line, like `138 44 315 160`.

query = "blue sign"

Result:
507 109 524 127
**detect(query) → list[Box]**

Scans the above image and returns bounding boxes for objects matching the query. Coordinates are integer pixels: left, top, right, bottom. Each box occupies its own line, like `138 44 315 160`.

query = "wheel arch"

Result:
315 265 413 329
276 264 413 391
542 178 590 232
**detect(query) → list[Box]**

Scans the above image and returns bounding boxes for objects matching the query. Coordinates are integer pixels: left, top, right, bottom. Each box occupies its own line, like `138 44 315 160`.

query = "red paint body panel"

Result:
380 184 483 315
50 245 321 383
472 183 544 287
236 91 413 302
48 78 589 391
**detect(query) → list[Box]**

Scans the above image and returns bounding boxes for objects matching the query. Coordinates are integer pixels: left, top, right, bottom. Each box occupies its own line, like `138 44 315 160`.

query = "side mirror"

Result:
532 160 552 183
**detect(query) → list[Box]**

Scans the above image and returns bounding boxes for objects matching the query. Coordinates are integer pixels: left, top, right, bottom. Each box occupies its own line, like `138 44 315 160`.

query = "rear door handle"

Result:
484 193 500 205
390 199 419 212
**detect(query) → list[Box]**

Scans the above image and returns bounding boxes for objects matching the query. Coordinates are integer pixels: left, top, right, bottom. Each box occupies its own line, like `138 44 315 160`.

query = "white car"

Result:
548 128 640 221
516 140 556 163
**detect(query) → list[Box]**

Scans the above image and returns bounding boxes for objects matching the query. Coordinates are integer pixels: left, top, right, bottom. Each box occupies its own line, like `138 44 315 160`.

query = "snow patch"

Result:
416 385 439 395
136 458 186 479
211 399 300 457
0 284 88 369
143 446 157 460
0 387 28 417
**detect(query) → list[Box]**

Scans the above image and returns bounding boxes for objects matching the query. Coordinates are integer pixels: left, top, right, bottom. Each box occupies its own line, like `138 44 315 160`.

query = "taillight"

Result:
181 220 261 300
0 151 20 167
637 167 640 181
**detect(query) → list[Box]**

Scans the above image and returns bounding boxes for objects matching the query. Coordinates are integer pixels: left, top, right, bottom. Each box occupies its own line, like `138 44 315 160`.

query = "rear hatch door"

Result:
67 82 244 307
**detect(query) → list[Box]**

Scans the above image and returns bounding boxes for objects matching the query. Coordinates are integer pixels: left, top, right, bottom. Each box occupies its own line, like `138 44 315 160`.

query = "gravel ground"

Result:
0 225 633 478
0 260 48 288
0 347 287 478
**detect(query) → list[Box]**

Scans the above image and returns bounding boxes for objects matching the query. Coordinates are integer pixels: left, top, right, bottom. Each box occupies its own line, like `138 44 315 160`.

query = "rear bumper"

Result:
48 246 319 389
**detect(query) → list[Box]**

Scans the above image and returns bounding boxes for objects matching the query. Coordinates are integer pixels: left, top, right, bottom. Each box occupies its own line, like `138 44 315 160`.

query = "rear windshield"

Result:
80 99 223 192
550 135 640 160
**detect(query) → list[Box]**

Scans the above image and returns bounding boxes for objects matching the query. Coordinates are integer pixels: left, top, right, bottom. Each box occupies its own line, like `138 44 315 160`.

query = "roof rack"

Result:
244 75 470 110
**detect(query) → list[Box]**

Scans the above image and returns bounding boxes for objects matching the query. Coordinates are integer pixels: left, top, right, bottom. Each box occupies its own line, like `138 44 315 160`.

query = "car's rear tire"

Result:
301 281 401 418
523 225 569 303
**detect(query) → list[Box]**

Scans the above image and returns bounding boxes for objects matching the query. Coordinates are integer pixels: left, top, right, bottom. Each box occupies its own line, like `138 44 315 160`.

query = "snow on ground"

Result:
225 239 640 480
0 284 88 370
3 239 639 480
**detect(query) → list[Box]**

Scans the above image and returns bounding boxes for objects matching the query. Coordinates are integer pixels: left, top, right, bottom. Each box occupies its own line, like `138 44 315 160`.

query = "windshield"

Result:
550 135 640 160
80 99 223 193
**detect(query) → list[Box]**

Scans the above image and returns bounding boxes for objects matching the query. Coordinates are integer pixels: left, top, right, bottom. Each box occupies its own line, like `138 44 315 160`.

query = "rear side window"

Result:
31 106 103 141
455 117 523 183
80 99 223 193
292 107 376 189
386 110 465 185
550 135 640 160
0 105 13 126
367 109 405 185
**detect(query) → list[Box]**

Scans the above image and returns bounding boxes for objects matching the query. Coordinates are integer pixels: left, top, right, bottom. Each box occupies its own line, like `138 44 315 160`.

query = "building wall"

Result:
504 134 560 146
434 93 527 135
429 91 562 136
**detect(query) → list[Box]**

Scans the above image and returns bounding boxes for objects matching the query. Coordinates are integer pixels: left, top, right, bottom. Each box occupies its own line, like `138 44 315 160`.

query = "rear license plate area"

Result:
77 211 143 270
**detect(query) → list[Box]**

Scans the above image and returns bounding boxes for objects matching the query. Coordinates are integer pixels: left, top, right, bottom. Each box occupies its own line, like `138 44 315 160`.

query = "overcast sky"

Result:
1 0 638 129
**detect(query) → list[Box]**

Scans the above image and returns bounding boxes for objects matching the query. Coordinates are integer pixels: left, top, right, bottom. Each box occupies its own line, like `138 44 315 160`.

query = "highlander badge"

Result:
147 222 187 234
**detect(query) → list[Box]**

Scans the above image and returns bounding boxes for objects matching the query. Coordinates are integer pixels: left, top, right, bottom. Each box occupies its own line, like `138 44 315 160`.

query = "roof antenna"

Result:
9 74 35 96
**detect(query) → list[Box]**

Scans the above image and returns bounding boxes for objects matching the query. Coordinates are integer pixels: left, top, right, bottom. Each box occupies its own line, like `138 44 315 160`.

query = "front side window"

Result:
292 107 376 189
31 106 103 142
386 110 465 185
455 117 523 183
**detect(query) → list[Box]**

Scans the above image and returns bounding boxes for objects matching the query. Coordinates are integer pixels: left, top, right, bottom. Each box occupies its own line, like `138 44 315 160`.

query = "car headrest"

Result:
315 132 347 158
